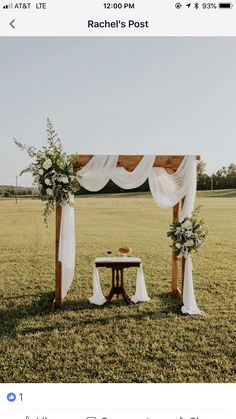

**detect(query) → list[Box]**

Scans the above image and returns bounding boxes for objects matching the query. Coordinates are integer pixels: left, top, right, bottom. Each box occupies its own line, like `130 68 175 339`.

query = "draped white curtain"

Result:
111 155 156 189
58 155 202 315
149 157 201 314
78 155 119 191
58 200 75 298
149 156 197 221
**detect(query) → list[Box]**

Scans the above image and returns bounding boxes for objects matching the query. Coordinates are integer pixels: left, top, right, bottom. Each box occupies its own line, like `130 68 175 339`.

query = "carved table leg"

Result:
105 268 116 304
120 268 132 305
105 267 132 305
115 268 120 298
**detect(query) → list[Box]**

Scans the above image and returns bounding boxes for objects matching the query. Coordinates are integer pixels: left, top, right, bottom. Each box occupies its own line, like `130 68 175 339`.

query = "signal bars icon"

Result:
3 2 13 9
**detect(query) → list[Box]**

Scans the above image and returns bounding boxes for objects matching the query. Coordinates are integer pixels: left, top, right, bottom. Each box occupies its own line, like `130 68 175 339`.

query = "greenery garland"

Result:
14 119 80 225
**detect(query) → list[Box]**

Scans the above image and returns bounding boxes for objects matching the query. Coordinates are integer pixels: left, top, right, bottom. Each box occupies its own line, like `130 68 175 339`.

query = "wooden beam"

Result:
172 203 180 295
176 288 182 300
52 205 62 311
74 155 201 172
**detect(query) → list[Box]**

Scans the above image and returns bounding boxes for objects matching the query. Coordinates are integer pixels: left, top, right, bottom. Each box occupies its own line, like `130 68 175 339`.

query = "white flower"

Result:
175 243 182 249
46 188 53 196
186 230 192 238
182 220 192 229
69 194 74 205
39 169 44 175
185 240 194 247
43 159 52 170
60 176 69 184
37 151 45 158
45 178 52 186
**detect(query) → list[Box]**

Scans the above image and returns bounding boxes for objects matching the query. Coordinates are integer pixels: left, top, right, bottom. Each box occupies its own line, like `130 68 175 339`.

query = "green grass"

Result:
196 189 236 198
0 193 235 383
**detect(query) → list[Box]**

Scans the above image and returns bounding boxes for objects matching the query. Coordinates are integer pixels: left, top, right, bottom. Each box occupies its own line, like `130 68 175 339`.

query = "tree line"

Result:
1 162 235 197
0 185 32 197
197 162 236 190
79 162 236 194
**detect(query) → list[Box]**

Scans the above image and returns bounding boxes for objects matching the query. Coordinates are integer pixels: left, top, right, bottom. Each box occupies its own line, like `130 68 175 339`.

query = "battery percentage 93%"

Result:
202 2 217 8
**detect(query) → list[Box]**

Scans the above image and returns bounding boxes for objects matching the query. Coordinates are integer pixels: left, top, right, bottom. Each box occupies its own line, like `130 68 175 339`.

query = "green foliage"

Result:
198 163 236 190
167 207 208 258
0 195 235 383
197 160 206 180
14 119 80 225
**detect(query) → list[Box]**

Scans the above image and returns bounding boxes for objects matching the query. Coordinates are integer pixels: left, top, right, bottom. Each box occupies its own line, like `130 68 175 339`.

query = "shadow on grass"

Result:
61 297 126 311
62 292 181 315
0 291 54 337
158 291 181 314
0 292 182 337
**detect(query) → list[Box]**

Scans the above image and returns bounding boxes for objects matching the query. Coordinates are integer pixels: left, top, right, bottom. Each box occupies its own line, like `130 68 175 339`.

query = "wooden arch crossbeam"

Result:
53 155 200 310
74 155 201 172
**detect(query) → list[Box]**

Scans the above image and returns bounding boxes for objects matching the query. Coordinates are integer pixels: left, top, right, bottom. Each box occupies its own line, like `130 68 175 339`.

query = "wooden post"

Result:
52 205 62 310
172 203 179 295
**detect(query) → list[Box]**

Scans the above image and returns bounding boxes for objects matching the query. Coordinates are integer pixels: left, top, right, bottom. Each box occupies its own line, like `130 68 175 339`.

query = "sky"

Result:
0 37 235 186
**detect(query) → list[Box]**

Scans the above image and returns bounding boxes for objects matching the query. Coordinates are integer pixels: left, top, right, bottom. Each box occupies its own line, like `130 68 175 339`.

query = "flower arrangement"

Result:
167 208 208 259
14 119 80 225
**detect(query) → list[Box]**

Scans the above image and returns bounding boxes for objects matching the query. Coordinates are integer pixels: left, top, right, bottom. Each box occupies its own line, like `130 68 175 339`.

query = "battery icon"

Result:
218 2 233 7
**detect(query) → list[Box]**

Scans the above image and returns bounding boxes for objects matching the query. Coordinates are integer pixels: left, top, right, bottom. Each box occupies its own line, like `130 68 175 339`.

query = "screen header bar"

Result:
0 0 236 36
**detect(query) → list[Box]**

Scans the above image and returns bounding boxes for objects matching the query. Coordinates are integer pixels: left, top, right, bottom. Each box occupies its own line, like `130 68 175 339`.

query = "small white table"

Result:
95 257 141 305
89 257 150 306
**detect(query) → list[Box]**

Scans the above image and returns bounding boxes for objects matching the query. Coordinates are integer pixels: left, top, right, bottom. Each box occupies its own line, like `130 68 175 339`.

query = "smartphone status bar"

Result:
0 0 236 36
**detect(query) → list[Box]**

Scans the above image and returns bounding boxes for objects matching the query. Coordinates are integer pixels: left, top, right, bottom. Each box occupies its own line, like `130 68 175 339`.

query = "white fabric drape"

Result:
130 264 150 303
89 266 107 306
78 155 119 191
181 257 202 314
111 155 156 189
149 156 201 314
58 203 75 298
148 155 197 222
58 154 201 315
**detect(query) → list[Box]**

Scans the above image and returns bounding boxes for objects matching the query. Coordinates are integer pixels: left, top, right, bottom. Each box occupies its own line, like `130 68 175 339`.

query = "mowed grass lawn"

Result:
0 191 235 383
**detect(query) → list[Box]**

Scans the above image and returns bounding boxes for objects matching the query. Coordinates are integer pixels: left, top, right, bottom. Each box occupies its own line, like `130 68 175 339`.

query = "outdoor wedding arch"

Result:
54 154 203 315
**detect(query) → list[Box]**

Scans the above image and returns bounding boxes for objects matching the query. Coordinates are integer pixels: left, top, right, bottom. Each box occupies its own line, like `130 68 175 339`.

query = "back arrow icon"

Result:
10 19 15 29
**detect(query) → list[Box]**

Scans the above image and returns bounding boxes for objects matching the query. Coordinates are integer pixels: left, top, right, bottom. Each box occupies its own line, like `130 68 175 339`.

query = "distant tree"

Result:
216 166 227 177
227 163 236 177
197 174 211 190
197 160 206 181
211 162 236 189
197 161 209 189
